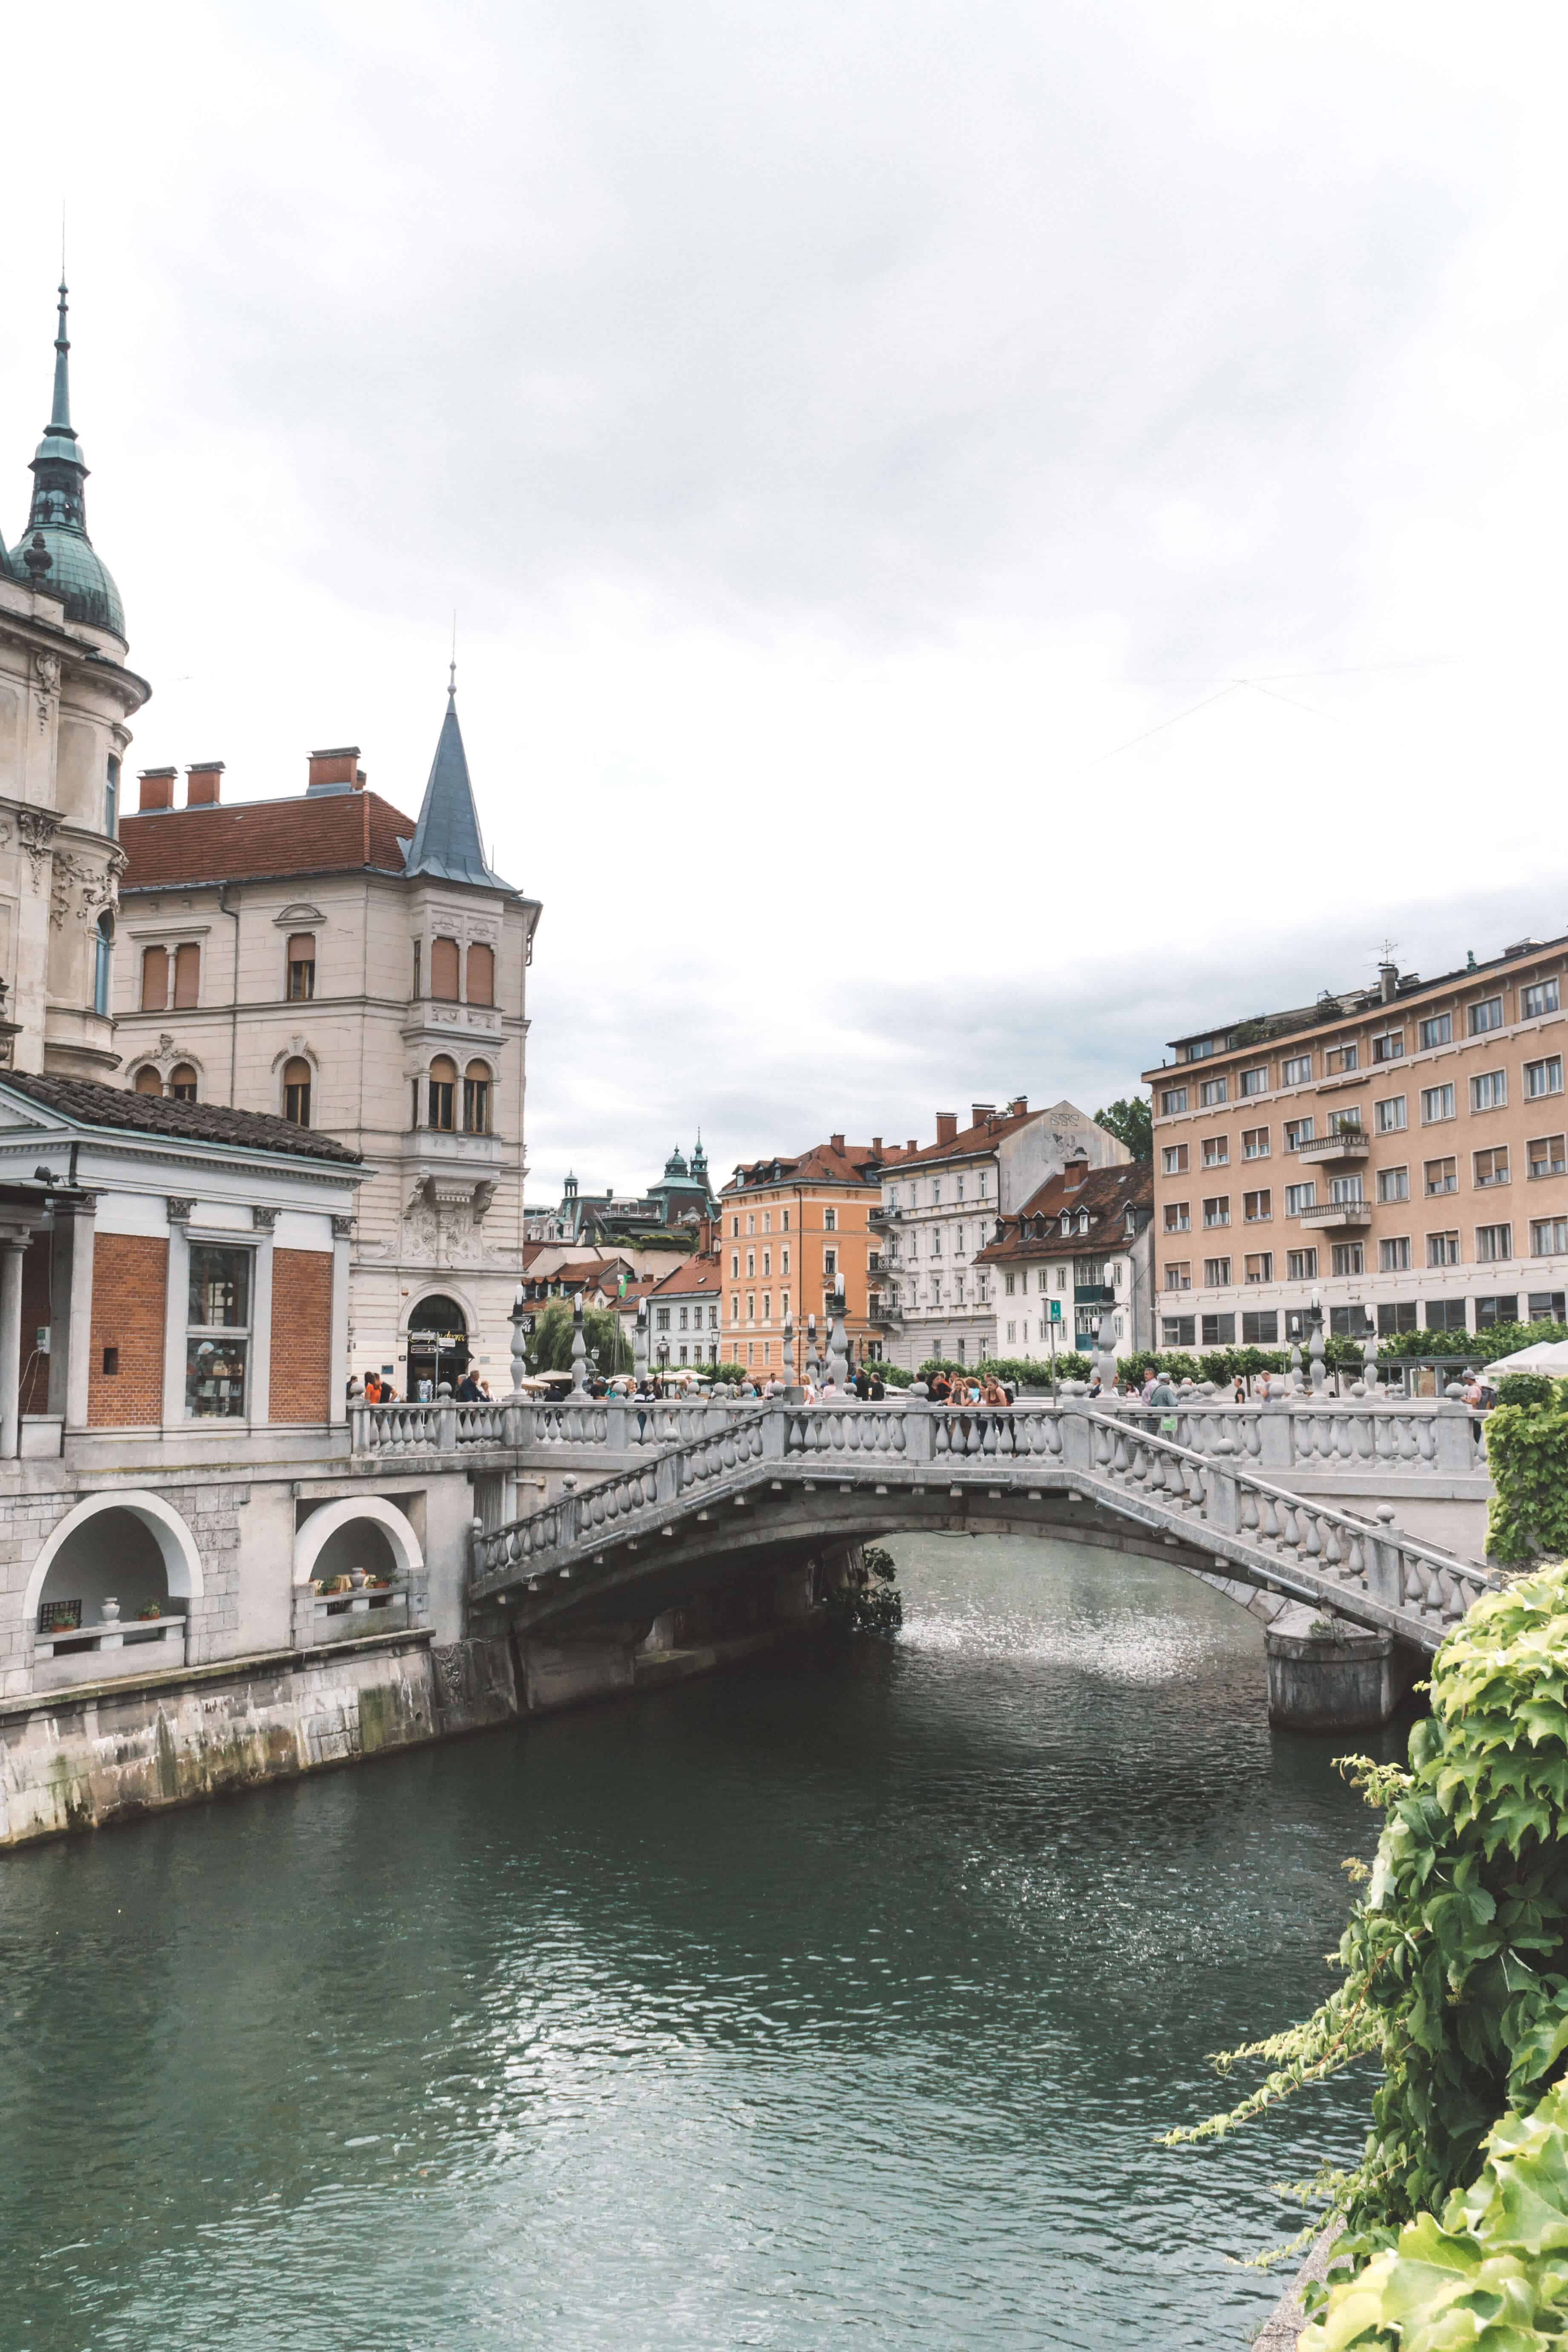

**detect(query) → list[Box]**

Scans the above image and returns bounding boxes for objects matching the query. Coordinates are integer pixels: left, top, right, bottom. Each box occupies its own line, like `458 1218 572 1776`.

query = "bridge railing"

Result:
351 1397 758 1456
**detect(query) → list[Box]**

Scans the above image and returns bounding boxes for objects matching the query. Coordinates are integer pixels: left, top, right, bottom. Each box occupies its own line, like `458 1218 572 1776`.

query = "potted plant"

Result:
137 1601 162 1621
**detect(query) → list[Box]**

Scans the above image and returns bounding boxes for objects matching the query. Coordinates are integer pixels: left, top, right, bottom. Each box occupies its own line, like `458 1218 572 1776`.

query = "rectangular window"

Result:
1203 1257 1231 1287
1240 1065 1267 1096
1469 996 1504 1035
1281 1054 1312 1085
745 1251 754 1277
1426 1230 1461 1267
1242 1126 1269 1158
1379 1236 1411 1272
1475 1295 1519 1329
1006 1321 1016 1344
1202 1197 1229 1227
1531 1290 1568 1320
1531 1218 1568 1256
463 1074 489 1134
1242 1310 1279 1343
1330 1243 1364 1276
430 937 460 1001
1201 1313 1236 1345
1164 1261 1191 1291
1419 1012 1453 1049
1284 1181 1315 1214
140 944 168 1012
781 1211 789 1230
823 1249 837 1280
1326 1043 1359 1074
1162 1202 1189 1232
1373 1031 1405 1062
1526 1057 1565 1099
1243 1190 1272 1222
1529 1134 1568 1178
1162 1316 1196 1347
762 1249 771 1276
1425 1156 1458 1195
1523 979 1560 1019
1378 1301 1418 1336
678 1307 689 1331
1421 1084 1456 1122
1474 1145 1510 1188
762 1212 771 1234
1328 1175 1364 1204
1374 1096 1407 1133
1424 1298 1469 1332
1329 1305 1372 1338
1243 1252 1272 1283
730 1254 739 1278
781 1247 789 1275
185 1244 251 1421
1162 1143 1188 1175
1161 1086 1188 1115
656 1307 670 1332
1329 1107 1363 1134
1201 1135 1229 1166
1471 1070 1507 1111
287 933 316 1002
1283 1117 1314 1151
1187 1038 1215 1059
1286 1248 1318 1281
172 942 200 1010
1004 1272 1016 1296
1199 1077 1228 1107
1378 1166 1410 1203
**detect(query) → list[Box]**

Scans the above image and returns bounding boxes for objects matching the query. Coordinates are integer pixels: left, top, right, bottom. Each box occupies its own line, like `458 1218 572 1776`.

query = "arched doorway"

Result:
406 1294 470 1399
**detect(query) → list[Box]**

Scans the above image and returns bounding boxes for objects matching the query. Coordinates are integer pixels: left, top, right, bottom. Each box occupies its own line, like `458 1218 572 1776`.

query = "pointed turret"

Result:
9 280 126 641
403 667 509 888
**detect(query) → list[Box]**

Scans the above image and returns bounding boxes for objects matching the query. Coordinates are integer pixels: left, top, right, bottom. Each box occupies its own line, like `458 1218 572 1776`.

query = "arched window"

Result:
286 933 316 1002
283 1057 312 1126
170 1062 198 1103
429 1055 457 1131
93 911 113 1017
430 938 460 1002
141 945 168 1012
466 942 494 1006
133 1065 163 1097
463 1060 491 1134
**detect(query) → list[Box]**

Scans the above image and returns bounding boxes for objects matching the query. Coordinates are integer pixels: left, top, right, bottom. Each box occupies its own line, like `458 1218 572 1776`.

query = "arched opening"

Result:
27 1490 203 1638
283 1056 312 1126
428 1055 457 1132
293 1494 426 1586
170 1062 198 1103
463 1059 491 1135
133 1064 163 1096
406 1293 469 1399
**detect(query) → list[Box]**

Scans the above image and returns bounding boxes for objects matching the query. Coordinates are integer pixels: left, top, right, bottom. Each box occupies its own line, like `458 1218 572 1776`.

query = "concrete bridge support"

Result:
1264 1603 1418 1733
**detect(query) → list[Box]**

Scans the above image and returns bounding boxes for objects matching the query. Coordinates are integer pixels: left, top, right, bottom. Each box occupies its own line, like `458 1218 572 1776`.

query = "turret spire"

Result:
7 275 126 639
49 279 73 439
402 671 509 889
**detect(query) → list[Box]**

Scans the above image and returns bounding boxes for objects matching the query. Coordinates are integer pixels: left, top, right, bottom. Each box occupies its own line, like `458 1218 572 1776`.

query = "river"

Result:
1 1534 1387 2350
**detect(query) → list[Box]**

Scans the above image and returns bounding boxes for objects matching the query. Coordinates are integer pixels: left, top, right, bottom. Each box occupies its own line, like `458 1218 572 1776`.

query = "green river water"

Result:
0 1533 1389 2350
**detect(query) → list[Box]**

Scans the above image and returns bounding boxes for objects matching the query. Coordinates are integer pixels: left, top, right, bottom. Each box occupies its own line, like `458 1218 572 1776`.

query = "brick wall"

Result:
270 1247 332 1422
88 1235 168 1426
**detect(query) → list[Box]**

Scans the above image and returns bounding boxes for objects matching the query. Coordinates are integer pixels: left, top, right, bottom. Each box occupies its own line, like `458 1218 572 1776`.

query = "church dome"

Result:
6 286 127 644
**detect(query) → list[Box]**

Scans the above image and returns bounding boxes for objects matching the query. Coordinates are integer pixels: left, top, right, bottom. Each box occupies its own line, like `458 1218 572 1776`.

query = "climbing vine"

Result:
1485 1386 1568 1564
824 1542 903 1638
1168 1562 1568 2323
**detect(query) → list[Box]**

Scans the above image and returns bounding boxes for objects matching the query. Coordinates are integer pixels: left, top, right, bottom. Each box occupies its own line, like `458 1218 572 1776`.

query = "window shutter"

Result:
466 942 494 1006
430 938 460 1001
141 946 168 1011
173 942 200 1008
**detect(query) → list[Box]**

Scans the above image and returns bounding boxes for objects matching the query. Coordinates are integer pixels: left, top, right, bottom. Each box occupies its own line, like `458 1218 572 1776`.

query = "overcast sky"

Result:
5 3 1566 1200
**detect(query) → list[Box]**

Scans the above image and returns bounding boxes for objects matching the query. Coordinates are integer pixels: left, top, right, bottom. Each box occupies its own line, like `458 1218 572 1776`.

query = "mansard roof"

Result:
975 1162 1151 1263
0 1070 363 1165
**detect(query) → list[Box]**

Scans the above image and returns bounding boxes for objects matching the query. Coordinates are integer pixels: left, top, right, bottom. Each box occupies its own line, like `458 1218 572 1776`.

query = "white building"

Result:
870 1098 1129 1369
976 1160 1155 1365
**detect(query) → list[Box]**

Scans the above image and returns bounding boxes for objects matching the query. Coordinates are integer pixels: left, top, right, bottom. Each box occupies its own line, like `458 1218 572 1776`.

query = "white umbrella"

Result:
1481 1341 1568 1377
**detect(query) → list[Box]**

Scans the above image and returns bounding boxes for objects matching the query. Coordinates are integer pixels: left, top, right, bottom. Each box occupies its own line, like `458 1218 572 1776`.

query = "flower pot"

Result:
100 1598 121 1624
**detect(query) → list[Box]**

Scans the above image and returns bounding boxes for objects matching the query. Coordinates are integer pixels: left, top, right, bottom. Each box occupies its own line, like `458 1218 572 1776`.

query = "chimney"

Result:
185 760 224 806
1378 961 1398 1005
306 746 365 796
1010 1095 1027 1116
906 1138 917 1154
972 1102 995 1128
137 766 176 812
871 1137 882 1156
830 1132 846 1151
936 1111 958 1147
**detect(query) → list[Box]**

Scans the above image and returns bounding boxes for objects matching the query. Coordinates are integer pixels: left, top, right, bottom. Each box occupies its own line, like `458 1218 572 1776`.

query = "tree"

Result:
1094 1097 1152 1161
527 1301 633 1376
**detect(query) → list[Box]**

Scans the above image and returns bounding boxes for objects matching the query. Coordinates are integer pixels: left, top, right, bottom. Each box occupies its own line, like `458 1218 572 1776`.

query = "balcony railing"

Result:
34 1612 189 1688
1299 1128 1370 1164
1299 1198 1372 1230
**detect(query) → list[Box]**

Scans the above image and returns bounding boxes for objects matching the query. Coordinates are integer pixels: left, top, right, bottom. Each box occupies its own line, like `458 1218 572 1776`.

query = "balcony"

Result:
1299 1128 1369 1164
869 1203 901 1228
1073 1284 1114 1305
1299 1198 1372 1231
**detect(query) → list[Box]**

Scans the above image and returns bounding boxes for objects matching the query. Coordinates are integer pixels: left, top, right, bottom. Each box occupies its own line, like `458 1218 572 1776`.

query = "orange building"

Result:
720 1136 899 1374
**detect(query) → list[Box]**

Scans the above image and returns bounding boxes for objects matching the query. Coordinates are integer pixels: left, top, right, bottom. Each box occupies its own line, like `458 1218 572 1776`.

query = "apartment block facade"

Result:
721 1137 887 1374
1142 939 1568 1353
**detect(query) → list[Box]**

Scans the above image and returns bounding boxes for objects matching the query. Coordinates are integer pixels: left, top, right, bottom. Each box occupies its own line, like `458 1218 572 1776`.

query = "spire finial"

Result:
49 269 72 437
448 612 457 702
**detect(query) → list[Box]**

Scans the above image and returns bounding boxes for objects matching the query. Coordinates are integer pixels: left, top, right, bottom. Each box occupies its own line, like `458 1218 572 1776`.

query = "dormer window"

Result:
1077 1212 1089 1234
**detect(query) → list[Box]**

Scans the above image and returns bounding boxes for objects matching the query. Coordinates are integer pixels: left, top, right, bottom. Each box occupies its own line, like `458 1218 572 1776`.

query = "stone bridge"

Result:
463 1399 1495 1685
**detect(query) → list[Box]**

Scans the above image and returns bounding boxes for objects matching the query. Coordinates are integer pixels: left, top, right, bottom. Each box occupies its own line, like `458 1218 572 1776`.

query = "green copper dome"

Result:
7 283 126 643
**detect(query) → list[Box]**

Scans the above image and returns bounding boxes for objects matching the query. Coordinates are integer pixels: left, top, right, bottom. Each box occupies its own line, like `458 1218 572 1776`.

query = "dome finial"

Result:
449 611 457 703
49 273 73 439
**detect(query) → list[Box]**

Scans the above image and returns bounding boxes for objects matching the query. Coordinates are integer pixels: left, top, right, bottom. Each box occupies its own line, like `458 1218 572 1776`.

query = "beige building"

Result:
113 699 541 1395
1144 940 1568 1353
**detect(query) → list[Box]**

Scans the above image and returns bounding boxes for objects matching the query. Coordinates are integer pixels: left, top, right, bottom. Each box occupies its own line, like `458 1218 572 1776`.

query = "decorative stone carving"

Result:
331 1215 356 1239
33 652 59 731
50 849 123 930
16 809 60 890
250 1206 280 1230
166 1198 194 1224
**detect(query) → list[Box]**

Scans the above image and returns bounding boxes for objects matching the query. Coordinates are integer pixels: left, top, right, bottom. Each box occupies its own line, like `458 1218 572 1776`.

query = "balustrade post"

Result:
654 1450 680 1506
762 1404 787 1459
1207 1457 1240 1534
1256 1399 1293 1471
1433 1394 1474 1471
437 1396 458 1450
1059 1402 1094 1470
1365 1505 1404 1609
904 1405 935 1465
604 1402 629 1451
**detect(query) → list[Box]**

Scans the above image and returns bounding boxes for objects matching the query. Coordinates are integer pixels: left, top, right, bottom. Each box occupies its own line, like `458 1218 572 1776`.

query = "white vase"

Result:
100 1598 121 1624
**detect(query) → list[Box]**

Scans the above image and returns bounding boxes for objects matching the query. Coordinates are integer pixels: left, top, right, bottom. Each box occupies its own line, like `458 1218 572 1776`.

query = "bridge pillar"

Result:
1264 1603 1413 1733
